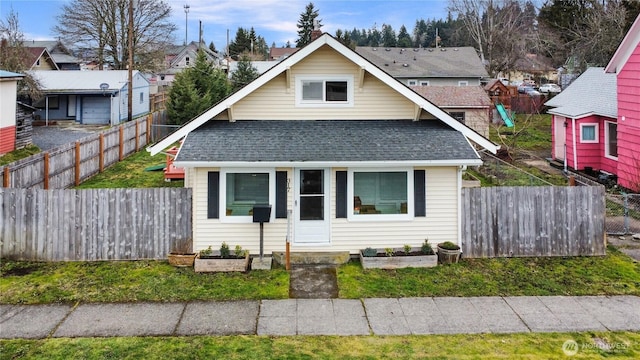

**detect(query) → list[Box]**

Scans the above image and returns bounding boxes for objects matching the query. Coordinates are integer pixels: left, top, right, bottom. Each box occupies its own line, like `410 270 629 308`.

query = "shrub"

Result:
421 240 435 255
438 241 460 251
220 242 230 258
362 247 378 257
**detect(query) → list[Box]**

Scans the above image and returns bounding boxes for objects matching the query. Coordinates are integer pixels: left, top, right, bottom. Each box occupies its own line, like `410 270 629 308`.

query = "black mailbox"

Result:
252 204 272 223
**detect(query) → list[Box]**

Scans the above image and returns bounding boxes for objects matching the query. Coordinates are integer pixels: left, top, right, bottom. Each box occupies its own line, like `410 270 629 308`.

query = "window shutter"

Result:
336 171 347 218
207 171 219 219
414 170 425 217
276 171 287 218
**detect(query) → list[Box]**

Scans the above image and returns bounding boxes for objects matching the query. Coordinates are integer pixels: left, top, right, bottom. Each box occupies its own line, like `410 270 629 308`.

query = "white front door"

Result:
294 168 330 244
554 116 566 161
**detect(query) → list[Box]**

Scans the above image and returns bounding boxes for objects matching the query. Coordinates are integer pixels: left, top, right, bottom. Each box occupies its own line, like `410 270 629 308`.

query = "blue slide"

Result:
496 104 514 128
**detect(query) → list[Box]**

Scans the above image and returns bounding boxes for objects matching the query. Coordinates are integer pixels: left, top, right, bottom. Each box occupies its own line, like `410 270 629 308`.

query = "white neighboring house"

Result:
31 70 150 126
0 70 25 154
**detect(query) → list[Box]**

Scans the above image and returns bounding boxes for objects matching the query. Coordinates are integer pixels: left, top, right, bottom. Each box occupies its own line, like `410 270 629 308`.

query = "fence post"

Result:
624 193 629 234
135 119 140 152
119 125 124 161
75 141 81 186
569 176 575 186
3 166 9 187
43 152 49 189
99 133 104 172
147 113 152 144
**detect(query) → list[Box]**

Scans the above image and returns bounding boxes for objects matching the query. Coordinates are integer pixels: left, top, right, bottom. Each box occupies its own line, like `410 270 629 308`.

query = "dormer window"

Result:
296 75 353 107
185 56 190 66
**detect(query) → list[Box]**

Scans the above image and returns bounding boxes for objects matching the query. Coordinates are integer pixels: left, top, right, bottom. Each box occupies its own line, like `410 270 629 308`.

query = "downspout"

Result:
563 120 568 173
572 118 578 170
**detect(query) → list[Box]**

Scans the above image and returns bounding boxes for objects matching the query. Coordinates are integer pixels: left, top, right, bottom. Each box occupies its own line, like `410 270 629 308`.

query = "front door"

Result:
294 168 330 244
554 116 566 161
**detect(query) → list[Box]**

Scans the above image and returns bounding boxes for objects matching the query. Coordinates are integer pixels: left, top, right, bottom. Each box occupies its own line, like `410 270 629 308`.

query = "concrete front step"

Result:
272 251 350 266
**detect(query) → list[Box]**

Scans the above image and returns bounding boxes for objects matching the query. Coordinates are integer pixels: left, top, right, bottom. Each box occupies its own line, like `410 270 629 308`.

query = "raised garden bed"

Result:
360 247 437 269
194 252 250 272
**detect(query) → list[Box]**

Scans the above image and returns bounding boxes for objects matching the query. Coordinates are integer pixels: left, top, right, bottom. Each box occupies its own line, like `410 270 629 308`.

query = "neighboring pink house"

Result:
605 14 640 193
546 15 640 192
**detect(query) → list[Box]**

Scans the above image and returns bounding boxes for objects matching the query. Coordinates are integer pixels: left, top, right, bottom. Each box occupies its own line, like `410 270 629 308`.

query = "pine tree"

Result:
296 2 321 47
230 56 260 92
166 49 230 125
397 25 412 48
381 24 397 47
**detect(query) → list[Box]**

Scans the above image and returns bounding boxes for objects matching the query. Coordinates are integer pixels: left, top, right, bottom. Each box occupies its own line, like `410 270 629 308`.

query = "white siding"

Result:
232 46 416 120
191 166 459 254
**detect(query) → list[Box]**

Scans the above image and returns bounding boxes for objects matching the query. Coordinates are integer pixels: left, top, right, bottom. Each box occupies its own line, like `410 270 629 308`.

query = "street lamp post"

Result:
184 4 190 46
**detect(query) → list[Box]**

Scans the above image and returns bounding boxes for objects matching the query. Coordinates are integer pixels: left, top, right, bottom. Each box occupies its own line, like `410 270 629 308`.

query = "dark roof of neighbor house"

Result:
411 86 492 108
355 46 488 78
176 120 479 163
545 67 616 118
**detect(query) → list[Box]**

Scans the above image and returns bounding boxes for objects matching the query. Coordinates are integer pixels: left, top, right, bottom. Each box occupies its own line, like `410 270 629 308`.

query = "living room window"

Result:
580 123 598 143
296 76 353 107
221 170 275 222
605 121 618 159
347 169 413 221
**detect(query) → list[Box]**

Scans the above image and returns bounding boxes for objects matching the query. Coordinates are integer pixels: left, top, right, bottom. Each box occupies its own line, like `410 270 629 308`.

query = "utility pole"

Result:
184 4 190 46
127 0 133 122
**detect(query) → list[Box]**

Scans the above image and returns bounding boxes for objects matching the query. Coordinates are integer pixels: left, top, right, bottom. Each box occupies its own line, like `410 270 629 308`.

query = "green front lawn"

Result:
2 246 639 304
2 332 639 359
0 145 41 166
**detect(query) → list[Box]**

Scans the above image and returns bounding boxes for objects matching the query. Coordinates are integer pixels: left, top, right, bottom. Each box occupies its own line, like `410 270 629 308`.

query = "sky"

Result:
0 0 451 49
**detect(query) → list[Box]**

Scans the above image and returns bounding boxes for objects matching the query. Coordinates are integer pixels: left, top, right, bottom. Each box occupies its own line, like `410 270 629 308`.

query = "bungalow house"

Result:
158 42 223 87
546 15 640 192
25 47 59 71
148 33 498 256
411 85 492 137
0 70 25 154
355 46 488 87
31 70 150 126
23 40 81 70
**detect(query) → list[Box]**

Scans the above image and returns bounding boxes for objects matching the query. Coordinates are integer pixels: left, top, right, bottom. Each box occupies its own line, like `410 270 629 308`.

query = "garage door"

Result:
82 97 110 125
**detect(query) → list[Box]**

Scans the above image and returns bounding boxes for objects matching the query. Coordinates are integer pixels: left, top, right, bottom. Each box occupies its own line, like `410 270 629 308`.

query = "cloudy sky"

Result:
1 0 452 48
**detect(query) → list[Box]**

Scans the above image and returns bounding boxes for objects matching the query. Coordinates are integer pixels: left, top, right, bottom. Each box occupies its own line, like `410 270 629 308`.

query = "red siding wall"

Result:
0 125 16 155
616 43 640 192
564 116 618 173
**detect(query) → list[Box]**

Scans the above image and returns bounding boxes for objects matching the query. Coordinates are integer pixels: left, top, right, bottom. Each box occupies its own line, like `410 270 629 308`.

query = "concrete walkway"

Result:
1 296 639 339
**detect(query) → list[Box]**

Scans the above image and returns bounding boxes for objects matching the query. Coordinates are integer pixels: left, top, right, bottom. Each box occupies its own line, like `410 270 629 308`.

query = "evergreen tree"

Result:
166 49 230 125
397 25 412 48
296 2 322 47
230 56 260 92
381 24 397 47
208 41 216 53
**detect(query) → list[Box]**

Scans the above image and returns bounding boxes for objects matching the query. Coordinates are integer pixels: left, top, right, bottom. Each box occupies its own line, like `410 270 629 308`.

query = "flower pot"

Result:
359 248 438 269
437 246 461 265
167 253 196 267
194 252 250 272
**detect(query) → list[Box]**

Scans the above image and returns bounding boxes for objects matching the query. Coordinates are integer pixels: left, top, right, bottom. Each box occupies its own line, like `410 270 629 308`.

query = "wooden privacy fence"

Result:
1 116 151 189
0 187 192 261
462 186 606 258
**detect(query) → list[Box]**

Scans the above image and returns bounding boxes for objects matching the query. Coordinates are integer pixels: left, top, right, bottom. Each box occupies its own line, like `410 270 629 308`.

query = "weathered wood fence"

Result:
0 188 192 261
462 186 606 257
1 116 151 189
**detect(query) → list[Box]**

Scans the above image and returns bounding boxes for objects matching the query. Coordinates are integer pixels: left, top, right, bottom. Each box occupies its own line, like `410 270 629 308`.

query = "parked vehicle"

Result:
539 83 562 93
517 84 535 93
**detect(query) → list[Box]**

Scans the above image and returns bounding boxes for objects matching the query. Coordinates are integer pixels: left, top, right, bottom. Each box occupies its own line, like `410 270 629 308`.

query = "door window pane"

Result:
300 170 323 194
300 196 324 220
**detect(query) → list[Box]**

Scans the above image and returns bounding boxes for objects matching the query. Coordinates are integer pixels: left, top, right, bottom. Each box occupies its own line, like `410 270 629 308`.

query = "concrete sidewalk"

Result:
1 296 639 339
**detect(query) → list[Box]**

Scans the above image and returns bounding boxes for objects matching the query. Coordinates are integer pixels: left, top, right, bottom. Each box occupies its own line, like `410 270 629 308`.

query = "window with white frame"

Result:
605 121 618 159
458 81 468 86
139 92 144 104
419 80 429 86
580 123 598 143
348 169 413 221
408 79 418 86
296 76 353 107
221 170 275 222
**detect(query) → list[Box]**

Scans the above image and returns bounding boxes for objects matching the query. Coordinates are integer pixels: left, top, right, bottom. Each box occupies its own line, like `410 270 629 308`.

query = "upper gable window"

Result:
296 76 354 107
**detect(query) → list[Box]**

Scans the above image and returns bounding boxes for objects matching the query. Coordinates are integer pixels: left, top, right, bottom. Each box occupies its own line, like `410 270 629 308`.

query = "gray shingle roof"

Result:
355 46 488 78
545 67 617 118
177 120 479 163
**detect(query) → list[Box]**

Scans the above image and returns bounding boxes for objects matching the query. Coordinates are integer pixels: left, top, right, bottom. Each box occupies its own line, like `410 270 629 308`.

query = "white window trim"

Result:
295 75 354 108
220 168 276 223
419 80 429 86
604 121 618 160
579 123 598 144
347 167 414 222
408 79 418 86
458 81 468 86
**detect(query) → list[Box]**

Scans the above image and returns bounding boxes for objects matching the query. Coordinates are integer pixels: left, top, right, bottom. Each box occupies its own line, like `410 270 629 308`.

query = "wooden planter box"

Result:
194 252 250 273
360 248 437 269
167 253 196 267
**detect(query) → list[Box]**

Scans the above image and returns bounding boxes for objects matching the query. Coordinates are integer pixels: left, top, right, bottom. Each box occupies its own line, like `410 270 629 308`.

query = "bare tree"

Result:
54 0 176 71
448 0 532 77
0 8 41 100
